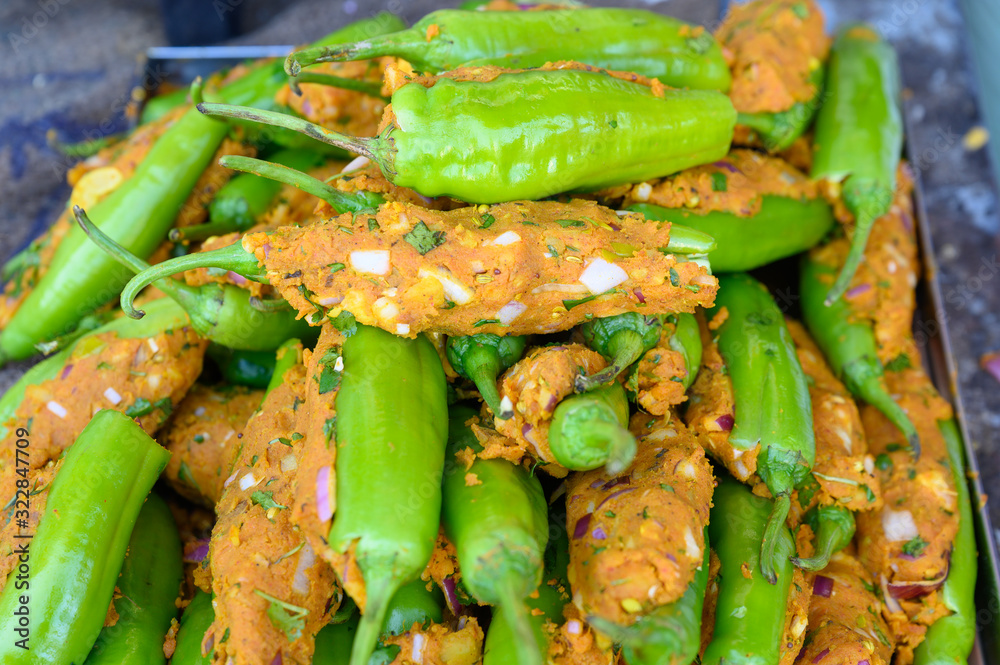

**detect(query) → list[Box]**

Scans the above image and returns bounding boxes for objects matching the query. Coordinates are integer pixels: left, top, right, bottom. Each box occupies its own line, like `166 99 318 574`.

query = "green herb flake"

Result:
330 310 358 337
124 398 153 419
328 262 345 274
250 455 259 467
609 119 619 129
556 219 586 228
473 318 501 328
791 2 809 18
96 361 112 370
669 267 681 287
604 511 616 518
323 416 337 443
403 221 446 255
178 461 202 493
710 172 728 192
274 542 304 565
317 348 342 395
193 434 205 443
659 483 675 493
254 590 307 641
563 292 605 311
479 213 496 229
251 491 287 512
368 218 380 232
875 453 893 471
885 354 912 372
221 627 230 643
902 536 928 558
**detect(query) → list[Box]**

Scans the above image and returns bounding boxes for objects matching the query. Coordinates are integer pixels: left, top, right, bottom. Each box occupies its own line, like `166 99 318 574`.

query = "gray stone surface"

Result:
1 0 997 526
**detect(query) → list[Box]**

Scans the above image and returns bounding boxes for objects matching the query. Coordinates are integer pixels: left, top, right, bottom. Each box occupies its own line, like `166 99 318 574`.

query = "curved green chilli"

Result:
445 334 527 419
800 253 920 456
588 529 709 665
198 68 735 203
811 24 903 303
575 313 662 392
84 493 183 664
736 65 826 152
443 404 549 665
549 382 636 475
207 345 277 389
669 312 703 391
76 207 314 351
912 419 976 665
0 410 170 664
790 504 855 572
329 325 448 665
710 273 814 583
286 8 731 91
628 195 835 273
172 148 327 243
171 590 215 665
702 474 796 665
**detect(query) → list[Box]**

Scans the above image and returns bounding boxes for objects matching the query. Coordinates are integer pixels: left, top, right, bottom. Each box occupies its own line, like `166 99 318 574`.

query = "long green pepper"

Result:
737 66 826 152
811 24 903 303
702 474 797 665
83 493 183 665
548 382 636 474
709 273 814 583
0 410 170 664
669 311 703 391
170 590 215 665
790 504 855 572
800 253 920 455
575 313 663 392
446 334 526 419
443 405 549 665
286 8 731 91
198 67 736 203
328 325 448 665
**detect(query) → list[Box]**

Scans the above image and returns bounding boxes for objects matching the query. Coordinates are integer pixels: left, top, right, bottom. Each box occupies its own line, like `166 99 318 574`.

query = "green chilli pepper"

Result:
800 253 920 456
702 474 796 665
443 404 549 665
380 578 444 639
329 325 448 665
0 87 227 366
171 149 327 244
76 207 315 350
84 493 183 665
912 419 977 665
710 273 814 583
0 297 189 444
445 334 527 419
575 313 663 393
48 131 123 159
670 312 703 391
198 67 735 203
207 345 277 389
790 505 855 572
737 66 826 152
627 195 835 273
0 409 170 664
286 8 731 91
139 87 190 124
811 24 903 303
313 616 354 665
171 590 215 665
484 498 571 665
588 529 709 665
263 337 302 397
548 382 636 474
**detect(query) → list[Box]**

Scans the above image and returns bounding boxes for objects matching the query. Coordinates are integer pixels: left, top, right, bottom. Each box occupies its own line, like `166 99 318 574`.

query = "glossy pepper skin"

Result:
791 504 855 572
286 8 731 91
811 24 903 303
548 382 636 475
702 474 796 665
669 312 703 391
84 493 183 665
736 66 826 151
443 405 549 665
172 148 327 244
329 325 448 665
588 530 709 665
76 208 315 351
207 345 277 389
171 590 215 665
710 273 814 583
199 66 736 203
446 334 527 419
912 419 977 665
576 313 663 392
0 410 170 664
628 195 834 273
800 253 920 455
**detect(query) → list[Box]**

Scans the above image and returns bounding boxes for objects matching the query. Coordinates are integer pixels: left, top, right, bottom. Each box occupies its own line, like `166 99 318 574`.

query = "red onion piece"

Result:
418 194 434 205
271 652 283 665
262 243 272 259
595 487 637 511
600 476 632 491
813 574 835 598
203 634 215 654
887 574 948 600
609 221 621 232
227 271 249 286
573 514 592 539
591 526 608 540
712 160 741 173
443 577 463 616
316 466 333 523
716 414 735 432
812 648 830 663
184 541 210 563
633 287 646 304
301 99 313 116
900 210 913 233
545 394 560 412
845 283 872 299
60 363 74 380
858 661 870 665
983 354 1000 385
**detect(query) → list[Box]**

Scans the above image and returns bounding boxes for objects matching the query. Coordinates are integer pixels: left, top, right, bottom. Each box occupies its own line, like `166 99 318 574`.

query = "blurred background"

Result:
1 0 998 525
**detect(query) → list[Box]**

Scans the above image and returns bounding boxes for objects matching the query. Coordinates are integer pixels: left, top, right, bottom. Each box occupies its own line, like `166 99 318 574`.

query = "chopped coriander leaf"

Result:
403 221 446 255
251 490 287 512
254 590 307 641
901 536 928 557
710 172 728 192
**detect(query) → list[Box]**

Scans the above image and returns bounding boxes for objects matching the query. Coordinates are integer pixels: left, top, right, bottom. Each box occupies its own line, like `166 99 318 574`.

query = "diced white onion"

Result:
147 338 160 354
350 250 391 275
530 283 589 295
281 455 298 472
46 401 67 419
292 540 316 595
396 323 411 335
496 300 527 325
103 388 122 405
223 470 239 488
239 472 259 491
491 231 521 246
334 356 344 372
373 297 400 321
683 527 701 560
341 156 370 173
500 396 513 415
882 508 919 542
319 296 343 307
411 633 426 664
634 182 653 202
864 455 875 474
566 620 582 635
418 267 473 305
579 258 628 294
194 406 206 417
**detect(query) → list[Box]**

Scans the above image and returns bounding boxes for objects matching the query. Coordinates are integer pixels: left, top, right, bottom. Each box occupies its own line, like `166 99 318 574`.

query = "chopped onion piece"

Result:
319 296 343 307
531 283 589 295
418 267 473 304
579 258 628 294
882 508 919 542
396 323 411 335
412 633 426 664
350 250 391 275
341 156 370 173
147 338 160 354
683 527 701 560
813 575 834 598
292 540 316 595
239 473 259 491
103 388 122 405
280 455 298 473
497 300 527 325
317 466 334 523
491 231 521 246
46 401 67 419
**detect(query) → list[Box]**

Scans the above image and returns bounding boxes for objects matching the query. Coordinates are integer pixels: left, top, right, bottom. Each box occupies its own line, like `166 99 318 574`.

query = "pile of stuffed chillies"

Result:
0 2 978 665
